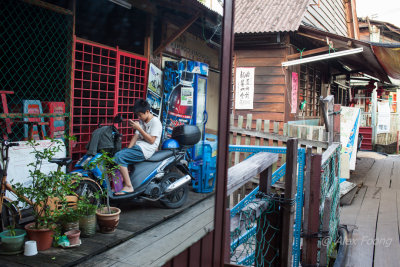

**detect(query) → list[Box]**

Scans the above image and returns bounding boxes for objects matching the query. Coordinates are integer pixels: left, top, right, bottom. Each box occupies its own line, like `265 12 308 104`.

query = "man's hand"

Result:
129 119 141 130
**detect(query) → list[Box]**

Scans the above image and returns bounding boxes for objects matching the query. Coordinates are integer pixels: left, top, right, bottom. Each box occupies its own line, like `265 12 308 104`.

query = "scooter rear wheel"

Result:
160 172 189 209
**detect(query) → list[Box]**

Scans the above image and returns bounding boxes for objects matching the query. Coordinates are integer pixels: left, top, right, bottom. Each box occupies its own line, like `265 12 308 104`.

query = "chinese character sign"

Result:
291 72 298 113
235 68 255 109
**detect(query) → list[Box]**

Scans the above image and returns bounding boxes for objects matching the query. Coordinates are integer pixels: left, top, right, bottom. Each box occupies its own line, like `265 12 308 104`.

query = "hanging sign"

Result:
377 101 390 134
340 107 361 178
235 67 255 110
146 63 163 117
291 72 298 113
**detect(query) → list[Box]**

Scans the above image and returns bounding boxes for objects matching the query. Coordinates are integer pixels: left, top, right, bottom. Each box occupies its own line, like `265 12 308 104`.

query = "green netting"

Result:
0 0 73 142
319 145 341 265
230 196 281 266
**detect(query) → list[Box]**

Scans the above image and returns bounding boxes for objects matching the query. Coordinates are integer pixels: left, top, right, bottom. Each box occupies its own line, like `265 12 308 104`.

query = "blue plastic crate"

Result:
190 141 217 193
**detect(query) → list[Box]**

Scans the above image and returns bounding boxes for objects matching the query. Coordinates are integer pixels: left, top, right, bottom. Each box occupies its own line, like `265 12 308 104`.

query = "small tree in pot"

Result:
87 152 121 234
11 139 81 251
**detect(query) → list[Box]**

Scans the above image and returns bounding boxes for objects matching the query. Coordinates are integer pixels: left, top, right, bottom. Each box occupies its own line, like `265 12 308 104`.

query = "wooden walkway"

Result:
341 153 400 267
0 191 211 267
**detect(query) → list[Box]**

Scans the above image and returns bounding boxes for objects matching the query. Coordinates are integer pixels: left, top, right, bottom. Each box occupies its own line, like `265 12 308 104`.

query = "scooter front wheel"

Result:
160 172 189 209
73 178 103 207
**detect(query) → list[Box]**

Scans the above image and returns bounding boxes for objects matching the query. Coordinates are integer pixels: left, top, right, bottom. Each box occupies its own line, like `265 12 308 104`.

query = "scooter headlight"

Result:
76 155 93 168
81 155 93 167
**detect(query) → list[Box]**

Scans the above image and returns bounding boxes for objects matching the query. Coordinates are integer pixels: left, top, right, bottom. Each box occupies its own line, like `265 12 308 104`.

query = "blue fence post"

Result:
292 148 306 267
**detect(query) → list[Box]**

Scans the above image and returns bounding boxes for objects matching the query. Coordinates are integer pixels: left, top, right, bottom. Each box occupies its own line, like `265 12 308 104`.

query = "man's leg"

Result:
118 165 133 193
114 146 145 195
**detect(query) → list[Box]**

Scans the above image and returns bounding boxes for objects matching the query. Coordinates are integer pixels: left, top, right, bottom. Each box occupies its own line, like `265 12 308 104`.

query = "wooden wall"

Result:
206 70 221 133
233 48 287 123
163 232 215 267
303 0 348 37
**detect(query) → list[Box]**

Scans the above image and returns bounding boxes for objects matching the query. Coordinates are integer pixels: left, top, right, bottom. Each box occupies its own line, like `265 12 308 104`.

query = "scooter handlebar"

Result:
2 141 19 147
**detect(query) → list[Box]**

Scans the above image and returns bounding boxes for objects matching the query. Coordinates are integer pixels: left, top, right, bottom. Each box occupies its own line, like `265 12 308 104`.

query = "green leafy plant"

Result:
11 139 82 229
58 207 81 223
6 225 16 236
77 197 98 216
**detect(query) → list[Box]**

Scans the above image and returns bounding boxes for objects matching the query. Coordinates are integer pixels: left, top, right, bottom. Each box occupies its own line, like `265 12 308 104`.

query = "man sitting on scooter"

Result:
114 99 162 195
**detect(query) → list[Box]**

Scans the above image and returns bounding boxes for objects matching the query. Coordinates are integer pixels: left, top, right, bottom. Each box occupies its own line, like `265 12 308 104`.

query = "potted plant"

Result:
11 139 81 251
0 226 26 254
59 206 80 232
88 152 121 234
77 197 97 237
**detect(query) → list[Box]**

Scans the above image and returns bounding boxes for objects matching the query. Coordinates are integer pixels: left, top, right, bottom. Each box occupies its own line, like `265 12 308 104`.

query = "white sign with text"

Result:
235 68 255 110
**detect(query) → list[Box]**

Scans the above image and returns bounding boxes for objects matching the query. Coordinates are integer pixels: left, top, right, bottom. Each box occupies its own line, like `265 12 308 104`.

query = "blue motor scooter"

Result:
71 120 200 209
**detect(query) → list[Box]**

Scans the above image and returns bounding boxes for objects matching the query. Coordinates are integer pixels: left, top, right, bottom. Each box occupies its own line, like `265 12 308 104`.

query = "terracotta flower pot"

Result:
63 221 79 232
96 207 121 234
79 214 96 237
64 229 81 246
24 222 54 251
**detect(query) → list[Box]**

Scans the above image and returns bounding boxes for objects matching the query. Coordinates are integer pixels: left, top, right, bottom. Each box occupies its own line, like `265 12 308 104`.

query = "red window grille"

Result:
117 51 147 146
71 38 148 161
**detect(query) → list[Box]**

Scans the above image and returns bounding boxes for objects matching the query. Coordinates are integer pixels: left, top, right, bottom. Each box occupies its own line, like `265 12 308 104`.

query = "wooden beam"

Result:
280 138 298 267
23 0 73 15
230 200 269 231
302 147 313 263
302 154 322 266
144 14 153 61
224 208 231 263
297 32 326 43
322 143 340 165
333 104 341 142
319 197 332 266
260 165 281 266
230 127 329 149
227 152 278 196
287 46 330 60
153 12 201 56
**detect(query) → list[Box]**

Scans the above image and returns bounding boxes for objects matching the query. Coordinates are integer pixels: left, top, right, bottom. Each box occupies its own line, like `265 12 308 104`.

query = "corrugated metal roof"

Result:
235 0 311 34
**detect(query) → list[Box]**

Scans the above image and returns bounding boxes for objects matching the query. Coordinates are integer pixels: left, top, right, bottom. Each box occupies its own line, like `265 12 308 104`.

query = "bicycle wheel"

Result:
73 179 103 206
0 200 20 232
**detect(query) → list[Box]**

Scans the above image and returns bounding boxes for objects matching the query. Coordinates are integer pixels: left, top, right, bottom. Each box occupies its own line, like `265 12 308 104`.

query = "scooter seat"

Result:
49 157 72 166
145 150 174 162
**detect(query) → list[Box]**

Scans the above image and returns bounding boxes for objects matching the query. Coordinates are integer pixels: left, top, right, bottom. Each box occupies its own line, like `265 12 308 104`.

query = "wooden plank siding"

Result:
303 0 348 37
234 48 287 123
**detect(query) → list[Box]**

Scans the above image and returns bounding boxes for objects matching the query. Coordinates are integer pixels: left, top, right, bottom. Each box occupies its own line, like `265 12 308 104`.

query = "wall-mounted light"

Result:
282 47 364 67
109 0 132 9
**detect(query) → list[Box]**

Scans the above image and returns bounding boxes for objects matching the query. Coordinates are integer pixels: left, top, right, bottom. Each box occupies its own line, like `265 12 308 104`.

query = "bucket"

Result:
0 229 26 253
